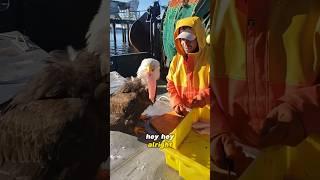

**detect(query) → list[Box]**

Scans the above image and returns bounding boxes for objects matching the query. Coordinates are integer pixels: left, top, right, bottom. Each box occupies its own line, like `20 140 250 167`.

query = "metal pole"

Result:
149 19 153 55
122 25 126 43
113 22 117 53
127 23 130 45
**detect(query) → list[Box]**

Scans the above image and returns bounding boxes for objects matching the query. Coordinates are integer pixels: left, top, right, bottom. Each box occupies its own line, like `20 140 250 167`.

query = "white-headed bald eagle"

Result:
110 58 160 135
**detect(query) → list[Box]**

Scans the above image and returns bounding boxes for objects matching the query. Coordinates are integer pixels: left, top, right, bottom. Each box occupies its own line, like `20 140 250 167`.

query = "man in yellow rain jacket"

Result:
210 0 320 178
166 16 211 118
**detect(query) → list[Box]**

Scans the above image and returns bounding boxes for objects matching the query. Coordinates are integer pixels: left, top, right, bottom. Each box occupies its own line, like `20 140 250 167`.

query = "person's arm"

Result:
210 92 253 176
280 33 320 135
166 56 189 116
211 92 231 138
166 78 183 108
260 85 320 148
166 55 184 108
191 58 211 108
260 32 320 147
191 87 211 108
167 79 189 116
277 84 320 135
202 88 211 104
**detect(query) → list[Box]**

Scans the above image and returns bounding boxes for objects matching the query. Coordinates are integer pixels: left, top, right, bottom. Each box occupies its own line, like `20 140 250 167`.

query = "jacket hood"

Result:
174 16 207 56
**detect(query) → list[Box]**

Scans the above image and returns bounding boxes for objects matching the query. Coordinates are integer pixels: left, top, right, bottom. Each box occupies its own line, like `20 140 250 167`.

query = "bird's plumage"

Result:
0 0 108 176
110 58 160 135
0 49 106 180
4 50 101 110
111 78 152 134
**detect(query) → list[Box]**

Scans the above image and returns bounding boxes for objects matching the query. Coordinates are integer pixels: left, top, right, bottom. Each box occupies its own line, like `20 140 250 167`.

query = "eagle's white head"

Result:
137 58 160 103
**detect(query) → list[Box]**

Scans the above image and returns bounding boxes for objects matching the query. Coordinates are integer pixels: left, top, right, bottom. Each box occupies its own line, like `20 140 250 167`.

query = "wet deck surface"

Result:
110 131 181 180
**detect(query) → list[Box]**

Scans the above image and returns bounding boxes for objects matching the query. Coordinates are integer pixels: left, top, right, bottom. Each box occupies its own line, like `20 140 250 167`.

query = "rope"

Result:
156 95 170 102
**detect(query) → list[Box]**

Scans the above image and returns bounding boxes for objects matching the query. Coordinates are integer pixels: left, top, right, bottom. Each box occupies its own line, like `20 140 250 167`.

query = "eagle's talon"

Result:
134 126 145 135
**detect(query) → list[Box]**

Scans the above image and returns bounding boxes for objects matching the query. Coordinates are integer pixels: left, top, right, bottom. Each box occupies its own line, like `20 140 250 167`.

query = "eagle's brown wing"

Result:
0 99 83 179
0 99 82 162
6 55 74 110
110 78 152 134
0 49 105 180
0 96 106 180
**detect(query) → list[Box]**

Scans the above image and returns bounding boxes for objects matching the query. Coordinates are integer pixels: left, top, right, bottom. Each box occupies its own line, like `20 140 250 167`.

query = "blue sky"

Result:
138 0 169 11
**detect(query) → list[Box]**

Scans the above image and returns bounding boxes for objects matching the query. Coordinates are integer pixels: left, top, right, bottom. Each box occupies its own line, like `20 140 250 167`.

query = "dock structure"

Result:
110 0 143 52
110 10 143 51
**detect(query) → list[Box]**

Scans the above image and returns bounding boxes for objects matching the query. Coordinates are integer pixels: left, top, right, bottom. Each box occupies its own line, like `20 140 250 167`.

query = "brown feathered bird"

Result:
0 0 107 179
110 58 160 135
0 50 107 180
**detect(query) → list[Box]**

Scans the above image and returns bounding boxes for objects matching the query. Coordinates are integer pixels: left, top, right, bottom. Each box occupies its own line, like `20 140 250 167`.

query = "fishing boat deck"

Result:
110 71 181 179
110 131 181 180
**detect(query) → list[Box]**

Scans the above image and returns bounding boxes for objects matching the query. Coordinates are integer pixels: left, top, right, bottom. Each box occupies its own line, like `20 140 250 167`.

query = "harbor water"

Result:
110 28 136 56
